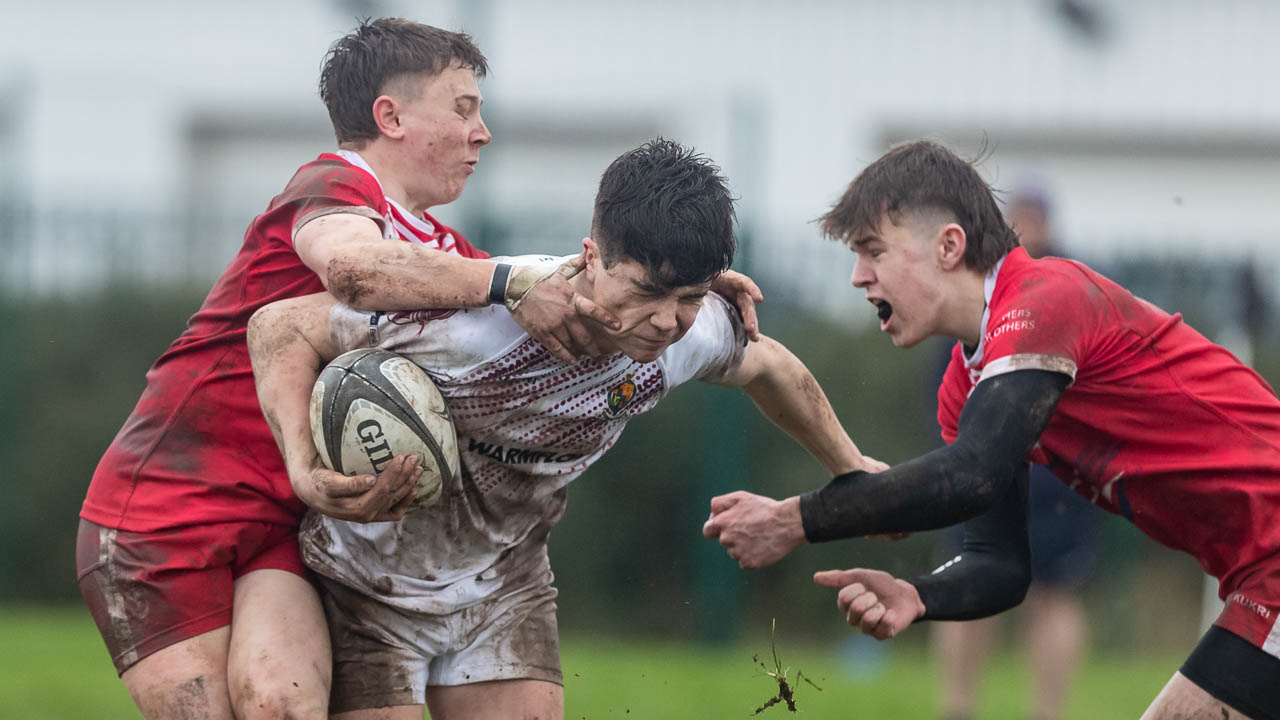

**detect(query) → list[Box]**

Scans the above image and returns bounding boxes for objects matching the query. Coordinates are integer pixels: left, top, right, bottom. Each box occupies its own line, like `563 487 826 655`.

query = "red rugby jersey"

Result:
938 247 1280 596
81 152 488 531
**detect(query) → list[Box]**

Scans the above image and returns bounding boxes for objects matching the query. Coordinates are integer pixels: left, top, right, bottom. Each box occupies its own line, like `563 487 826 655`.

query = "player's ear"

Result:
372 95 405 139
937 223 967 271
582 237 600 281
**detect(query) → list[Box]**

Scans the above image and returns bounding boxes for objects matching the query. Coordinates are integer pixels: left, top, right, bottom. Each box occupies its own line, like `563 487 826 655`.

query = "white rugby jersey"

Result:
300 256 748 614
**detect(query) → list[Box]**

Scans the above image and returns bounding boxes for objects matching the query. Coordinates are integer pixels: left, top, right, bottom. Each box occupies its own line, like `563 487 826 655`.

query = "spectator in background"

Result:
929 174 1103 720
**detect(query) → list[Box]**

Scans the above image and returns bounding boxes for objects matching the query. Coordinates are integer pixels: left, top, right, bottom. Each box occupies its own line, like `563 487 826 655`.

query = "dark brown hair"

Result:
819 140 1018 272
319 18 489 145
592 138 736 289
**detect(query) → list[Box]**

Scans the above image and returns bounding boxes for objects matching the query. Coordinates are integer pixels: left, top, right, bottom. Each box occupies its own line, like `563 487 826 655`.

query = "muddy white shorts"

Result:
320 557 562 713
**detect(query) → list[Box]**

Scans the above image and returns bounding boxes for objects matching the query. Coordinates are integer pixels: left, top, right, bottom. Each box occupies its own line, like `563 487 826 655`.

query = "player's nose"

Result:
850 258 873 288
472 113 492 146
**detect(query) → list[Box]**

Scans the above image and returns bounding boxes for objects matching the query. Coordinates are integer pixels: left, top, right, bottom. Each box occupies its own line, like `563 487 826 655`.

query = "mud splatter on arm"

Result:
718 334 867 476
247 293 341 490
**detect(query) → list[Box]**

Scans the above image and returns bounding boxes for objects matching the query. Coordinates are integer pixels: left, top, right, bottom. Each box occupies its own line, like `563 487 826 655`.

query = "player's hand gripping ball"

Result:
310 349 458 509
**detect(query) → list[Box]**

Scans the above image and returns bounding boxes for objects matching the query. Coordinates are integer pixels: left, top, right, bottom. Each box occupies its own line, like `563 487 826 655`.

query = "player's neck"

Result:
939 271 988 347
350 143 435 217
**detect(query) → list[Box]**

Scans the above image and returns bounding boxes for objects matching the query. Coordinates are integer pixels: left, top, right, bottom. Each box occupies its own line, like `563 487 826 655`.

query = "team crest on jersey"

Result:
601 374 637 419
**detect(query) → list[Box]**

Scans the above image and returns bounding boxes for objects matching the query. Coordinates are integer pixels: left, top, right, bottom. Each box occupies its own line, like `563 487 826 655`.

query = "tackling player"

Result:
248 139 879 720
703 140 1280 719
76 18 762 720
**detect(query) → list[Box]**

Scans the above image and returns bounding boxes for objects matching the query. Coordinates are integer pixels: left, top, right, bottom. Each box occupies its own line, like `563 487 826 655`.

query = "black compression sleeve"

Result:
910 463 1031 620
799 369 1069 541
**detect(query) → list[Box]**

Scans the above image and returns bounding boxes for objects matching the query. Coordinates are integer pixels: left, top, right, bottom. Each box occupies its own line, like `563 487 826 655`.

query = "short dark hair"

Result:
319 18 489 146
819 140 1018 272
592 139 737 289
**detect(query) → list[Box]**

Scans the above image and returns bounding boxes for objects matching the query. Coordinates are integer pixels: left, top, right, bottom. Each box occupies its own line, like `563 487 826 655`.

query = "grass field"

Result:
0 606 1181 719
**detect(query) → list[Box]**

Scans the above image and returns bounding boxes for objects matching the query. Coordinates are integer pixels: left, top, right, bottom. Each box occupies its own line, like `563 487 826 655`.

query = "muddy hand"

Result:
508 252 619 364
305 454 423 523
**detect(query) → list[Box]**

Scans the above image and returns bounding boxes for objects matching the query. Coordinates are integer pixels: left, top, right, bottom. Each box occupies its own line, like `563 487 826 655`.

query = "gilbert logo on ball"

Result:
310 348 458 509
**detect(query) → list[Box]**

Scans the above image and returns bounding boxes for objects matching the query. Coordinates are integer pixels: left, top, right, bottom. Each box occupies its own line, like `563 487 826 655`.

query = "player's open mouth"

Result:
872 299 894 328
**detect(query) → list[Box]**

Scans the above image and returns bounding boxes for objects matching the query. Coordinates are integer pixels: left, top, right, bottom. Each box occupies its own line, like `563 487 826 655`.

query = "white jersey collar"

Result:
961 252 1009 369
334 149 436 236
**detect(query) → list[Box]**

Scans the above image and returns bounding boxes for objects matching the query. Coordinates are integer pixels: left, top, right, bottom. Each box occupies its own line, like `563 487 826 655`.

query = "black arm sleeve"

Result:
799 369 1069 540
911 463 1031 620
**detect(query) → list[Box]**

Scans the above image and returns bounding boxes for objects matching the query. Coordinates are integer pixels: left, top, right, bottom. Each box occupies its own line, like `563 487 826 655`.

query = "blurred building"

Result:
2 0 1278 327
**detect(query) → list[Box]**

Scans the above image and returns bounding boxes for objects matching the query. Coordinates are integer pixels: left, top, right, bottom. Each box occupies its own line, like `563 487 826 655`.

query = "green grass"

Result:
0 606 1180 719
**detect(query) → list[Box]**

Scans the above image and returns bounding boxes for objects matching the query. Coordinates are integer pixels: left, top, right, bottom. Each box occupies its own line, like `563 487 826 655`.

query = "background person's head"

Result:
819 140 1019 348
1006 172 1055 259
320 18 492 209
579 138 737 362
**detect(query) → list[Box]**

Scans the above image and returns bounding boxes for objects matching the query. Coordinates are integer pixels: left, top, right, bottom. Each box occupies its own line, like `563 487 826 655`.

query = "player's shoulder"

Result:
656 292 748 387
992 250 1098 310
674 292 743 347
280 153 380 196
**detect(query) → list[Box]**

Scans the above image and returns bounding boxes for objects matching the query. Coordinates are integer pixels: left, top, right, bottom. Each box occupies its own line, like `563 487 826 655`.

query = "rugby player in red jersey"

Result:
703 141 1280 719
76 17 763 720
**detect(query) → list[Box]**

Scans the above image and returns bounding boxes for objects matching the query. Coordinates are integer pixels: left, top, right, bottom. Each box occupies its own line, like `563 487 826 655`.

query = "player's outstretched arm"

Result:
799 369 1069 541
294 217 622 363
813 463 1032 638
247 293 420 522
700 335 875 568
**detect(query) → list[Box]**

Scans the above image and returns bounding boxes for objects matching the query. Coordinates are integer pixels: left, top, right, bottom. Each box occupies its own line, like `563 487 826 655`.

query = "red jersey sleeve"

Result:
272 156 389 249
977 268 1095 385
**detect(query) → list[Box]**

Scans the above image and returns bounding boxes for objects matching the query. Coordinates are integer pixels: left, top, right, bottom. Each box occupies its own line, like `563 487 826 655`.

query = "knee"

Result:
231 673 329 720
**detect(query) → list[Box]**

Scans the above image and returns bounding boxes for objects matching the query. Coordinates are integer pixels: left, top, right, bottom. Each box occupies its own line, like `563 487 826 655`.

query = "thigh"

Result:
76 519 235 674
119 626 235 719
322 578 434 715
428 563 562 688
228 568 330 720
427 679 563 720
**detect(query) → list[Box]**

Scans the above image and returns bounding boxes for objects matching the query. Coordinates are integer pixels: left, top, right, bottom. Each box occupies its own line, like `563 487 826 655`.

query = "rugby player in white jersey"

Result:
248 139 879 720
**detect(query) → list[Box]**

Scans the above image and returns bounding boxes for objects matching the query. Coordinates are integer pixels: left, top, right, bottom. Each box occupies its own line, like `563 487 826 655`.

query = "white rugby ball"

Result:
309 348 457 509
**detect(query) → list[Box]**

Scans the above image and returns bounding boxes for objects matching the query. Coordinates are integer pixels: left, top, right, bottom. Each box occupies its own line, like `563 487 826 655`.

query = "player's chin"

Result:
886 326 924 349
626 347 665 363
623 341 672 363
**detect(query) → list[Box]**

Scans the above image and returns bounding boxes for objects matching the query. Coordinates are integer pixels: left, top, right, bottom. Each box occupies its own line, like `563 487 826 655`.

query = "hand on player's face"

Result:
509 251 621 364
585 249 710 364
812 568 924 640
301 453 423 523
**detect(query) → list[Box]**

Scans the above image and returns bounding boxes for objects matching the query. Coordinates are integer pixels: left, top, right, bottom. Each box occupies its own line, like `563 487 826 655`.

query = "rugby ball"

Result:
310 348 457 509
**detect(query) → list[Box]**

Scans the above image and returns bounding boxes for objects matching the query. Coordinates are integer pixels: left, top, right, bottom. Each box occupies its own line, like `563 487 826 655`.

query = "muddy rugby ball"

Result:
310 348 457 508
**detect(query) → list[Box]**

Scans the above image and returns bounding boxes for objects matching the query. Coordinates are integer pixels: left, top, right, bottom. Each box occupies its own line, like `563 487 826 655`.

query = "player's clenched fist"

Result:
702 491 807 568
812 568 926 640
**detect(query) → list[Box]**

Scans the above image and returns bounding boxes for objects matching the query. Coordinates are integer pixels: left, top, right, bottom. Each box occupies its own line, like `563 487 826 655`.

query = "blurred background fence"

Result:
2 0 1279 664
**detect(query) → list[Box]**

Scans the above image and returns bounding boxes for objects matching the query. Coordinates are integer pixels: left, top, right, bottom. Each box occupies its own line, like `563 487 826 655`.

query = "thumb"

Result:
701 516 722 539
709 492 744 515
813 568 864 589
